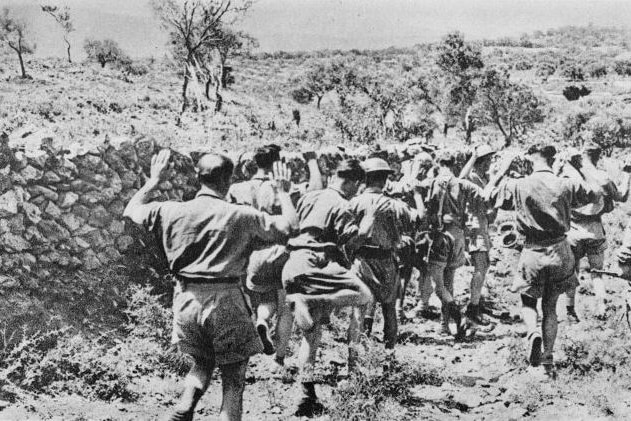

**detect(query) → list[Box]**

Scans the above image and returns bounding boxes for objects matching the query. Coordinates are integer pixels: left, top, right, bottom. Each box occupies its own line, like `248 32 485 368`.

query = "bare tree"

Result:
0 7 36 78
41 4 75 63
151 0 253 112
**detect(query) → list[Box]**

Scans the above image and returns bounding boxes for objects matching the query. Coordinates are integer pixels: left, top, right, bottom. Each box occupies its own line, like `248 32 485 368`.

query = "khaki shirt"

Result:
426 170 483 229
349 188 420 250
487 169 595 244
226 175 280 215
288 187 358 250
467 171 493 232
141 190 288 279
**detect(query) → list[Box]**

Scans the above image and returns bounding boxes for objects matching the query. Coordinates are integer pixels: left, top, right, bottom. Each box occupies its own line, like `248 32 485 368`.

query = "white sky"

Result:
2 0 631 56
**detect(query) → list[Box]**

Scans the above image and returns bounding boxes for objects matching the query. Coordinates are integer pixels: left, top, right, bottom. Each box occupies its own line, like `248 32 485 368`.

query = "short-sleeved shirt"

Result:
140 189 288 279
466 171 493 232
425 170 483 229
288 187 358 250
571 167 618 219
226 175 280 215
486 169 594 244
349 188 420 250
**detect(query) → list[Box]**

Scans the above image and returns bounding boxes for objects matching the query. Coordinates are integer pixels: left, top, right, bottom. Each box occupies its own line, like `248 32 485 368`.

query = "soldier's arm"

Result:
124 149 170 225
304 151 324 192
458 148 478 180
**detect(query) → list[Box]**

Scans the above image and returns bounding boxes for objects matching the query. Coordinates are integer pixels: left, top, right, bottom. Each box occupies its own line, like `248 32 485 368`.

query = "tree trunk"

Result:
316 95 322 109
181 71 190 113
65 37 72 63
219 61 227 89
205 80 211 100
214 79 222 112
443 123 449 136
17 50 27 78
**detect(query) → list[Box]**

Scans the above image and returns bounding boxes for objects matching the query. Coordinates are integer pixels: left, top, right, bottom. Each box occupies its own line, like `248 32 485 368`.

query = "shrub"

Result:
563 85 591 101
83 38 129 68
588 63 608 78
535 62 556 79
614 59 631 76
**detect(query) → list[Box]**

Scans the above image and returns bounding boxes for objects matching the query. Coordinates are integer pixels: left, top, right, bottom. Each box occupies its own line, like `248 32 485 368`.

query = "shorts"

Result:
428 225 467 269
353 253 399 304
569 220 606 270
282 248 364 296
511 239 579 299
171 282 263 366
246 245 289 294
467 227 492 253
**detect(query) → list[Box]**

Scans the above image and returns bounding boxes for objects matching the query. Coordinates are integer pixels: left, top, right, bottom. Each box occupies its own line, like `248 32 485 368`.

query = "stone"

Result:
1 233 31 252
10 172 27 186
82 250 102 270
75 224 98 236
116 235 135 252
69 256 82 268
0 174 12 194
38 220 70 242
0 276 19 289
81 229 106 249
22 202 42 225
70 179 98 192
25 226 47 244
89 205 112 228
74 237 91 249
30 195 46 206
45 201 62 218
108 200 125 216
20 165 43 182
73 204 91 220
104 246 122 261
0 219 9 235
43 171 62 184
61 213 84 232
28 185 58 201
109 220 125 235
8 214 25 235
58 191 79 208
120 171 139 189
0 190 18 217
13 186 29 203
80 191 105 205
120 188 138 202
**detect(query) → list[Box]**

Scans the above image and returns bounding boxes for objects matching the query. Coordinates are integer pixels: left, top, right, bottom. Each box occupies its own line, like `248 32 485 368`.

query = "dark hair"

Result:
365 171 390 186
254 145 281 170
337 159 365 182
526 143 556 159
197 154 234 186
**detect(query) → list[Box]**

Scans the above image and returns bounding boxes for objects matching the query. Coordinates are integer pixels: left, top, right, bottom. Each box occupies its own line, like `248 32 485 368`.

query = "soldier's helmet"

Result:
362 157 394 174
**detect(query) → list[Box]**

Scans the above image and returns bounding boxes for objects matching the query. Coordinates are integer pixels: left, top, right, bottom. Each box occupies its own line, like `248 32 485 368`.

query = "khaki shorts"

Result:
570 220 606 271
467 227 492 253
353 253 399 304
246 245 289 294
171 282 262 366
512 239 578 299
428 225 467 269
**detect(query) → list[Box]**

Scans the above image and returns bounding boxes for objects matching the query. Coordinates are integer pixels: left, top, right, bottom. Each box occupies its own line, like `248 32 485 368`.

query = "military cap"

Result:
362 157 393 174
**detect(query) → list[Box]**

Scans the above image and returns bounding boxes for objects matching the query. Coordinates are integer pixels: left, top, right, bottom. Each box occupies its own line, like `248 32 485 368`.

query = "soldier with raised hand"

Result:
425 149 484 339
484 143 596 380
459 144 497 326
281 159 373 417
348 158 424 349
562 143 631 321
124 149 298 421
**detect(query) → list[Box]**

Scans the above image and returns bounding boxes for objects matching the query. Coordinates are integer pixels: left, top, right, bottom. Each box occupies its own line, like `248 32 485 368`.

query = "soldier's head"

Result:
474 144 495 176
197 153 235 196
526 143 556 168
254 144 281 172
583 142 602 165
436 149 456 170
362 158 393 190
332 159 365 198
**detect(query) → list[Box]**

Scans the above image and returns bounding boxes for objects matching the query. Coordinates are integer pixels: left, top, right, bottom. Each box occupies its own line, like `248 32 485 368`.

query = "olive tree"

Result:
41 4 74 63
0 7 36 78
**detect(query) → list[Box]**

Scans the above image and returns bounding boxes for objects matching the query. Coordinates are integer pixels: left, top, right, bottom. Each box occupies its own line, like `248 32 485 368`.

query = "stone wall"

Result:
0 131 200 281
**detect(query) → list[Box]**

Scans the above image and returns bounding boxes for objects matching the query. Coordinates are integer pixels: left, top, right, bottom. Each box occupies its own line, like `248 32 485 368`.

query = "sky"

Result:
3 0 631 58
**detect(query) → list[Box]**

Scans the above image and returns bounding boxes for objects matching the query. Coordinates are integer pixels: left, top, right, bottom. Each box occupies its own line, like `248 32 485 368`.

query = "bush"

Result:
84 38 129 68
588 63 608 78
563 85 591 101
614 59 631 76
514 60 533 71
560 63 586 81
535 62 556 79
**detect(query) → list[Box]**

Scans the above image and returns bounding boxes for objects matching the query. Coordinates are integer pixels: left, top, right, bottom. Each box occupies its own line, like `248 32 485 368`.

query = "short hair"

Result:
254 145 281 169
365 171 390 186
336 159 365 182
197 154 234 186
526 143 556 159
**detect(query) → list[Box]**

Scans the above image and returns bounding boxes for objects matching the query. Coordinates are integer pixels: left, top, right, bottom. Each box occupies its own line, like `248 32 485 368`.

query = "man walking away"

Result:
484 144 595 380
124 150 297 421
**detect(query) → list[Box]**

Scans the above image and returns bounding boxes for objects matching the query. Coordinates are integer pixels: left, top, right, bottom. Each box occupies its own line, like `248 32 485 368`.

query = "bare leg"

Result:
541 287 561 366
219 360 248 421
169 357 214 421
520 294 539 336
382 302 398 349
396 265 413 318
469 252 488 306
274 289 293 365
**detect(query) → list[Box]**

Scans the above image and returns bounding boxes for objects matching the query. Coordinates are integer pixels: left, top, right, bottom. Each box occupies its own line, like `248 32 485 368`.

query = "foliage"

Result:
0 7 36 78
613 57 631 76
535 62 556 80
290 58 349 109
559 62 586 81
83 38 129 68
562 85 591 101
41 4 74 63
473 67 546 146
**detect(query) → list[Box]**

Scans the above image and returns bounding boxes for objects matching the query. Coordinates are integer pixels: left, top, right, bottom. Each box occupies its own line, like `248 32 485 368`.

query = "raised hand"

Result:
273 161 292 193
150 149 171 182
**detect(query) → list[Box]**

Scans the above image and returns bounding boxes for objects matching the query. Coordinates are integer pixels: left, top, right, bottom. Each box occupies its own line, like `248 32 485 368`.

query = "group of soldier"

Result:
123 137 631 421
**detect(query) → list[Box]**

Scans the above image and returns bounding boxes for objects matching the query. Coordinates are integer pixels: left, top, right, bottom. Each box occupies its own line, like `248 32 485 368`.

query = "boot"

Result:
465 303 491 326
566 306 580 324
294 382 324 417
363 317 374 336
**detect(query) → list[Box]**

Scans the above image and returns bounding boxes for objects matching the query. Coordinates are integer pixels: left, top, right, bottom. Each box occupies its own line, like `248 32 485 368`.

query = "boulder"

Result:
58 191 79 208
1 233 31 252
38 220 70 242
88 205 112 228
72 204 91 220
25 226 47 244
60 213 84 232
0 174 12 194
42 171 62 184
8 214 25 235
109 220 125 235
0 191 19 217
28 185 58 201
116 235 135 252
81 250 102 270
22 202 42 225
20 165 43 182
44 201 62 219
108 200 125 216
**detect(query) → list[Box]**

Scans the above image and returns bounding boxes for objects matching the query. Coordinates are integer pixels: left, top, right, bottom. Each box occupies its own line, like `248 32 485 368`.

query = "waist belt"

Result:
523 235 566 248
175 275 240 285
356 246 394 259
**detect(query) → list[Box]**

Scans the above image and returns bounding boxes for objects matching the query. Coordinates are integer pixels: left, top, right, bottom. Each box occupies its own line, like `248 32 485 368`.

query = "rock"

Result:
0 190 18 217
70 179 98 192
25 150 49 169
73 237 91 250
22 202 42 224
0 174 12 194
82 250 102 270
25 226 47 243
89 205 112 228
38 220 70 242
21 165 43 182
109 220 125 234
8 214 25 234
58 191 79 208
1 233 31 252
117 235 135 252
10 171 27 186
453 390 484 410
43 171 62 184
120 170 138 189
108 200 125 216
81 229 106 249
73 204 91 219
0 276 19 289
45 201 62 218
28 185 58 201
80 191 107 205
30 195 47 206
412 385 451 402
61 214 84 232
104 246 122 261
75 224 98 236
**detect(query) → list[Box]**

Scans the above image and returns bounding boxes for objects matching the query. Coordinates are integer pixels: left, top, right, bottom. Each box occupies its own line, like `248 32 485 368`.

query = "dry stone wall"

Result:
0 131 199 281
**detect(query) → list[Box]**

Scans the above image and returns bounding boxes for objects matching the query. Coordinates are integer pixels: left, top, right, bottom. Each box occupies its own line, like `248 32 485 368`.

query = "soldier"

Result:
349 158 424 349
226 145 293 367
484 144 595 380
281 159 373 416
124 150 298 421
459 144 496 326
563 143 631 321
425 150 484 338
